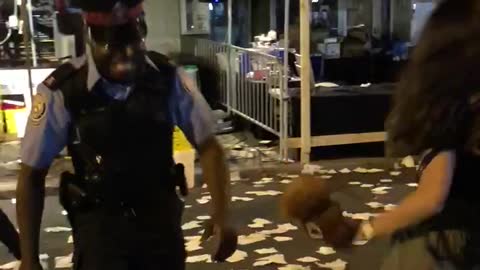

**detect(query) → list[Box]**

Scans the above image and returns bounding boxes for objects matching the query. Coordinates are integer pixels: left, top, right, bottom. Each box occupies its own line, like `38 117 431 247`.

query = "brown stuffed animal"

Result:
281 175 359 247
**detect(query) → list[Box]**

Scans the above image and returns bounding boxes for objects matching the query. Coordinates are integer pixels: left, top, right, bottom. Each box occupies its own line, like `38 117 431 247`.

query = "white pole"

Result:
300 0 311 163
227 0 233 113
281 0 290 161
26 0 37 67
228 0 233 44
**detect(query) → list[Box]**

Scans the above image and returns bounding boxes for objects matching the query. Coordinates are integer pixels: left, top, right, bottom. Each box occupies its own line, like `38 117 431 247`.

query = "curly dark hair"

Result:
386 0 480 157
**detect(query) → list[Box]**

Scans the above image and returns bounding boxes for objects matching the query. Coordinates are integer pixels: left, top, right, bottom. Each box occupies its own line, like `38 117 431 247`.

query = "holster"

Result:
60 163 188 215
173 163 189 197
59 171 97 214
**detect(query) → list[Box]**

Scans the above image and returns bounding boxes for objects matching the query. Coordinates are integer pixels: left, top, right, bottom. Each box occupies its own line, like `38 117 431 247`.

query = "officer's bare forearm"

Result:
16 164 47 263
199 137 230 225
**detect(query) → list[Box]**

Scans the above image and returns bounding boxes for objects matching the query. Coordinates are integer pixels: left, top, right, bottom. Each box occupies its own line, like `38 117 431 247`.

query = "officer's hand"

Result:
18 261 43 270
201 220 238 262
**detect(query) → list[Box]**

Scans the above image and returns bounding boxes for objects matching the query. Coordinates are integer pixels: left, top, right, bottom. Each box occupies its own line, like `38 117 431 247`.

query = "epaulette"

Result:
42 62 80 90
147 51 176 69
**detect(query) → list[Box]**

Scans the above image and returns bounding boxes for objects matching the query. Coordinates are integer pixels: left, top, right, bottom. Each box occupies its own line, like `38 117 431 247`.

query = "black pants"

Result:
0 209 20 259
71 195 185 270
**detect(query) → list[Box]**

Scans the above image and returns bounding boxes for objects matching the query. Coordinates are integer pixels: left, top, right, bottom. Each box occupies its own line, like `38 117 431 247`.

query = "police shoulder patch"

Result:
30 93 47 124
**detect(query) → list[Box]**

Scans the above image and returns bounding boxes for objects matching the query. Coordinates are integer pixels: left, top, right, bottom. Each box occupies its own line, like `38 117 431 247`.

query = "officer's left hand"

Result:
201 220 238 262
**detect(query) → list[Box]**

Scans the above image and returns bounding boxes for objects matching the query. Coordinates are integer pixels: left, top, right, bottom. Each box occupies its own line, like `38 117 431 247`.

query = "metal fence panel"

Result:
187 39 290 160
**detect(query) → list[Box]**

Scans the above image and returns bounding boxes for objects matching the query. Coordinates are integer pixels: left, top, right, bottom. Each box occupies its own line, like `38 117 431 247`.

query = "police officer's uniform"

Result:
21 49 215 269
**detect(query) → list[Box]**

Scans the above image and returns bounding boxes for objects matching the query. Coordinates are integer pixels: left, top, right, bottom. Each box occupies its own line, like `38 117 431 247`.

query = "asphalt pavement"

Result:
0 158 417 270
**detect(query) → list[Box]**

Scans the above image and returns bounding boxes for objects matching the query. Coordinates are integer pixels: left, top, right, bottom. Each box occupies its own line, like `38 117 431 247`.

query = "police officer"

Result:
16 1 236 269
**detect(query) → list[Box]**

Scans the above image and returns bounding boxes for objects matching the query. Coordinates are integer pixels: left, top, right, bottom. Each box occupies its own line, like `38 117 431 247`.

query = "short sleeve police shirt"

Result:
21 83 71 169
21 57 216 169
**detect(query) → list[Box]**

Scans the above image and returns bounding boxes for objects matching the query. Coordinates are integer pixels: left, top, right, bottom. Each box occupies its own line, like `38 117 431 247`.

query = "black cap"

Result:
71 0 143 12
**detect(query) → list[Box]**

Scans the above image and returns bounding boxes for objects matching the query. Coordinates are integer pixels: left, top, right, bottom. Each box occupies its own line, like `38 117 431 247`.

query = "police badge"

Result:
30 93 47 124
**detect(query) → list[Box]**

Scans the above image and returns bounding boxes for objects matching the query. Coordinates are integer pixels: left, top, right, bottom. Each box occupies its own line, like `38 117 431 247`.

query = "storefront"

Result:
182 0 437 161
0 0 65 139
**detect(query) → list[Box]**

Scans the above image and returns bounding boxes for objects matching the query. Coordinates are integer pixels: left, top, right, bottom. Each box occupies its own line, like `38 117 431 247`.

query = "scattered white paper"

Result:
343 211 378 220
353 167 368 173
238 233 267 245
255 248 278 255
185 205 192 209
0 261 18 269
186 254 212 263
401 156 416 168
246 190 283 196
321 175 333 179
406 183 419 187
254 254 287 266
339 168 350 174
67 235 73 244
279 265 312 270
184 235 202 241
371 186 392 195
348 181 362 185
367 168 384 173
254 218 272 225
281 179 292 184
197 215 211 220
185 239 202 252
316 259 348 270
360 184 374 188
380 179 393 183
317 246 336 255
45 227 72 233
366 202 384 209
384 204 397 211
297 256 319 263
302 164 323 175
196 195 211 204
10 198 16 205
61 210 68 216
287 174 300 179
371 186 392 193
55 253 73 269
226 250 248 263
390 171 402 176
254 178 274 185
260 140 272 144
327 170 337 174
182 221 202 230
248 218 272 228
232 196 254 202
274 236 293 242
202 183 207 189
353 240 368 246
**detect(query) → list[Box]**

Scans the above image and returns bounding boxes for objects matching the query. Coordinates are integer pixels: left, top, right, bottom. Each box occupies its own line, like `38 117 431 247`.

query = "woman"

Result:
283 0 480 268
367 0 480 268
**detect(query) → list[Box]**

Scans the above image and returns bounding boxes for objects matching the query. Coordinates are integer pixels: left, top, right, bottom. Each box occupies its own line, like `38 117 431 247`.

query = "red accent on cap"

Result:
84 3 143 26
55 0 66 13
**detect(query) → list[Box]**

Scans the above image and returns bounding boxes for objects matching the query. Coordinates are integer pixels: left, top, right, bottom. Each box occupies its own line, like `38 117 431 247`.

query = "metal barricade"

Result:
188 38 290 160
